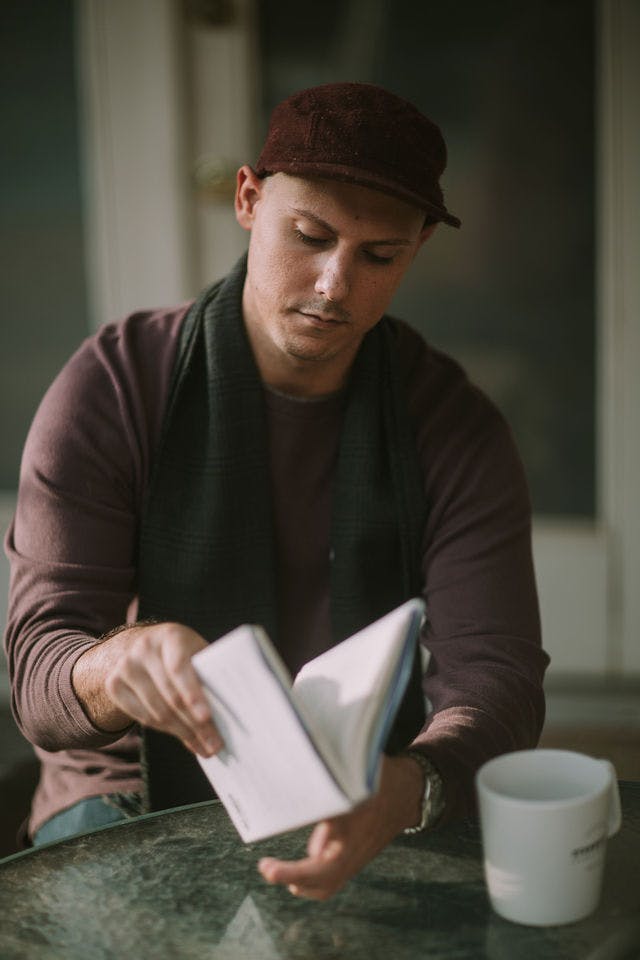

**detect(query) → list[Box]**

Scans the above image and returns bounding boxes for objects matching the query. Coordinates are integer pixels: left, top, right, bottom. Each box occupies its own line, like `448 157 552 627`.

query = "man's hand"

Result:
258 753 425 900
72 622 223 757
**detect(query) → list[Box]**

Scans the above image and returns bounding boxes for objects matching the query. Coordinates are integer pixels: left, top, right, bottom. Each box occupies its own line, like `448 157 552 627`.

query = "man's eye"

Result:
294 229 327 246
365 250 394 265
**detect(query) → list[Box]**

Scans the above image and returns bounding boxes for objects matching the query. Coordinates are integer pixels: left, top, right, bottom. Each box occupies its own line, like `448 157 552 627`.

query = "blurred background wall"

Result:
1 0 638 843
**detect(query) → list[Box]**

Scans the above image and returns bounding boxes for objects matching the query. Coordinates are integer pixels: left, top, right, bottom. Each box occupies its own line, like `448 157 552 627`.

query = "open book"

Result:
191 598 426 843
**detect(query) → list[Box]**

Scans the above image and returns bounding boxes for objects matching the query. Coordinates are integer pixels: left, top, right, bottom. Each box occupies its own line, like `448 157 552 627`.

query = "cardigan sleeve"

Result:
399 322 549 821
3 306 187 752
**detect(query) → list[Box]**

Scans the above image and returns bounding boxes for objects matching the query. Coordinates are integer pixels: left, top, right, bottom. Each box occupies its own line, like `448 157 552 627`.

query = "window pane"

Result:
257 0 596 517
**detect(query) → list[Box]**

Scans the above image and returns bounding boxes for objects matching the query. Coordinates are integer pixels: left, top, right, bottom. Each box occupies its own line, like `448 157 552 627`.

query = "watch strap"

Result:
402 749 445 834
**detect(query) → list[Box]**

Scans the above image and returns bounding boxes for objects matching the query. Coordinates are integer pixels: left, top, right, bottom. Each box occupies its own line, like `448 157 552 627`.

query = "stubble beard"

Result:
280 330 343 365
279 299 352 364
280 317 348 366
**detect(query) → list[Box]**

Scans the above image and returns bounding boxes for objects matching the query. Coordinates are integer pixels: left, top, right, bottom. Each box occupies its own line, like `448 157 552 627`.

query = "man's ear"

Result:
418 222 438 248
235 165 264 231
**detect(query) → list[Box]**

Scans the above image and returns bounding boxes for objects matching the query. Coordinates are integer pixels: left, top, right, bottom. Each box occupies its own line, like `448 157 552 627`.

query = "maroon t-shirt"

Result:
4 305 548 836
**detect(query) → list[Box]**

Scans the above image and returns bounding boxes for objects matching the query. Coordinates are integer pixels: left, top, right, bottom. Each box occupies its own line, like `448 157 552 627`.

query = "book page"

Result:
291 599 425 801
192 625 351 843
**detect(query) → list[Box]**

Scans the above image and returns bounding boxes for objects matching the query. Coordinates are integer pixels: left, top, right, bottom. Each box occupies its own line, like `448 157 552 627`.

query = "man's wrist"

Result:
72 630 136 733
401 750 445 834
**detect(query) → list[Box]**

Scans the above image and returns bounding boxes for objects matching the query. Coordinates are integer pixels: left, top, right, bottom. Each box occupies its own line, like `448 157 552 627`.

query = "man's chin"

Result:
279 323 343 361
284 341 339 364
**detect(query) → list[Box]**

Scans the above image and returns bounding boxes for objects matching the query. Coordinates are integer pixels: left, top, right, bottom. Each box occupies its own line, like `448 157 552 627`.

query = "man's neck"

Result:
257 362 353 399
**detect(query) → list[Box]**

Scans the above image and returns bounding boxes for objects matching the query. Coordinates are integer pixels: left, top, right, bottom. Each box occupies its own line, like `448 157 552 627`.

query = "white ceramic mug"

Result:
476 749 621 926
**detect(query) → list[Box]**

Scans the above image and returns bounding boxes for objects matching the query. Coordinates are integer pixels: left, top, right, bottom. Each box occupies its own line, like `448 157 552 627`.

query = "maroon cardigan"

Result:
4 304 548 836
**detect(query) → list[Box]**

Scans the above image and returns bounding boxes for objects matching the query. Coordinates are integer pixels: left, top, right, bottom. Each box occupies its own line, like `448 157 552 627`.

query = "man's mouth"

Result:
299 311 343 325
294 304 350 326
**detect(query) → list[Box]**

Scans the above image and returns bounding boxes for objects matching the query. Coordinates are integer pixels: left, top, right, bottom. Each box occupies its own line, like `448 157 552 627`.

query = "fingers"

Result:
306 819 333 858
259 853 344 901
109 659 219 756
104 622 223 756
259 820 352 900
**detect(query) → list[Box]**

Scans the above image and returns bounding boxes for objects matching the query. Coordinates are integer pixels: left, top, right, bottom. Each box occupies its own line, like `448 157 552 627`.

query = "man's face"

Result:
235 168 432 396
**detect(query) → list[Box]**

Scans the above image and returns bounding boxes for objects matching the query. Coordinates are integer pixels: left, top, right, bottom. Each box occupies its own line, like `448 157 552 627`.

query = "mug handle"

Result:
599 760 622 836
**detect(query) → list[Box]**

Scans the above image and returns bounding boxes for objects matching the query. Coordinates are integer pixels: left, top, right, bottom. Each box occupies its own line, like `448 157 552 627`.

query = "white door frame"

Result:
75 0 195 324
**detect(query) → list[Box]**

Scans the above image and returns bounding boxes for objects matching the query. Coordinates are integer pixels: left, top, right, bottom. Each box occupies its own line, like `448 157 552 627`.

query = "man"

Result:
4 82 548 899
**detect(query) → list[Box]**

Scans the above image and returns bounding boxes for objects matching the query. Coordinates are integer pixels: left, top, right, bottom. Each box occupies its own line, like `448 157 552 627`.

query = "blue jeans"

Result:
32 793 143 846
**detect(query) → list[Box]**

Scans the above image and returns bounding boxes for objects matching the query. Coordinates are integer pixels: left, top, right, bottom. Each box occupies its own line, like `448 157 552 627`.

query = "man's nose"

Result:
314 252 350 303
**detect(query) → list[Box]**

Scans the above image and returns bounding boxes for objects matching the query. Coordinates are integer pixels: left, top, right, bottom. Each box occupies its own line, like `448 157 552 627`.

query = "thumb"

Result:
307 819 346 860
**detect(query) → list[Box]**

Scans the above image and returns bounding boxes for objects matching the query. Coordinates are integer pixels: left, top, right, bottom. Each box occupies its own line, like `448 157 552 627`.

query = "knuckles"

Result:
117 622 197 673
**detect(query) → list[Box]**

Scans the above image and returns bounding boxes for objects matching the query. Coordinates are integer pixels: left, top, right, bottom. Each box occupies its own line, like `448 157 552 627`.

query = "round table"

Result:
1 782 638 959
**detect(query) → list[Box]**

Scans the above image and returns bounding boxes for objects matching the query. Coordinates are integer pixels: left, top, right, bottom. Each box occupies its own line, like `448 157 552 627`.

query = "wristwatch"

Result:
402 750 445 834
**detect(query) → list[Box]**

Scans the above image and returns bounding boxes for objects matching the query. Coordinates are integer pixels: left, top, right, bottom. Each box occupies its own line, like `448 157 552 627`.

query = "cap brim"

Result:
255 160 461 229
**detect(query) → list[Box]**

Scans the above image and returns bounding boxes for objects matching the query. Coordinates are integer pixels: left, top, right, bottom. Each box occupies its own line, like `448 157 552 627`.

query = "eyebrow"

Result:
291 207 415 246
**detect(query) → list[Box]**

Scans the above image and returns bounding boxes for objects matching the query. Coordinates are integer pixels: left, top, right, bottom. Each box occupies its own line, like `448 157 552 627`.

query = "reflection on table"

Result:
0 782 638 960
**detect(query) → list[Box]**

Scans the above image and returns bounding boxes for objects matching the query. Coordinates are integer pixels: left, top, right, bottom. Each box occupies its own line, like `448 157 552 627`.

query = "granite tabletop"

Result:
0 782 638 960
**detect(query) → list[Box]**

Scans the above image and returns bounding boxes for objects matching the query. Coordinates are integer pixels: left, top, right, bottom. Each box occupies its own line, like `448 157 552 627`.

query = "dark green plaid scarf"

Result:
137 255 428 811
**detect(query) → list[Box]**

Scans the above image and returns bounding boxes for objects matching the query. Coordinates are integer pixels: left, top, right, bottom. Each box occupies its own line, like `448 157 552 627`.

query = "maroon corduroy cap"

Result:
255 82 461 228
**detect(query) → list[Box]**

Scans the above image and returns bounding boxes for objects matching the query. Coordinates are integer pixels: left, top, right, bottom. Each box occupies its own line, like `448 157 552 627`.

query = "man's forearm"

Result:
72 626 140 732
